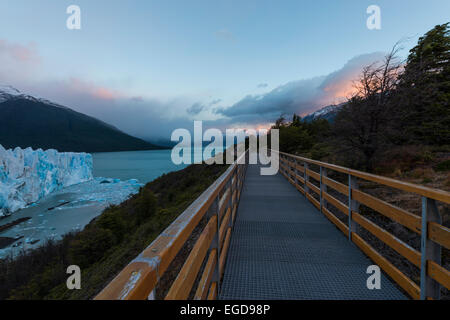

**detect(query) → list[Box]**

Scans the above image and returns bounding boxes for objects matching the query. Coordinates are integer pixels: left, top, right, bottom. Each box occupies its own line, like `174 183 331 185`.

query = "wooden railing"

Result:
277 150 450 300
95 151 248 300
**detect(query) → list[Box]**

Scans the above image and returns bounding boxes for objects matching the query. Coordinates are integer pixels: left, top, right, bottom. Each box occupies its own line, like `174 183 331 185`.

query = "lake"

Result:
92 149 189 184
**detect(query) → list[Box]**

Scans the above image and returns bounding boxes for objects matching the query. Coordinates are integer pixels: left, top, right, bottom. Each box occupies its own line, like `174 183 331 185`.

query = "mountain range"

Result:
301 103 344 122
0 85 163 153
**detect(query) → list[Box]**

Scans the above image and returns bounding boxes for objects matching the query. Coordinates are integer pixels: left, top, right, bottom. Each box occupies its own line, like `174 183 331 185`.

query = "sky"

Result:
0 0 449 143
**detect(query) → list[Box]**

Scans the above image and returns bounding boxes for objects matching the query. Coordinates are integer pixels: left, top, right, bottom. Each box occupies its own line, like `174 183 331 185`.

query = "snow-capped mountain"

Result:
0 85 68 109
0 85 21 95
302 102 345 122
0 85 161 152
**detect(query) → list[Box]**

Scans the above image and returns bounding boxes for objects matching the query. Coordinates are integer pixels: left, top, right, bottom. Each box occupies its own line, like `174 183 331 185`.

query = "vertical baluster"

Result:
239 163 243 200
322 167 328 211
294 158 299 186
207 194 221 296
238 164 242 200
319 166 323 213
287 156 291 181
228 172 234 228
420 197 442 300
285 156 288 175
348 175 359 241
286 156 289 178
236 165 240 200
304 162 310 194
291 158 294 182
285 156 288 176
280 155 283 175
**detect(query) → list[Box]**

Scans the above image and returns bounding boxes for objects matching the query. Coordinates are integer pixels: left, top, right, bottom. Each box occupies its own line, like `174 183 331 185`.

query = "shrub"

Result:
96 210 127 242
68 228 116 268
434 160 450 172
422 177 432 183
135 188 157 223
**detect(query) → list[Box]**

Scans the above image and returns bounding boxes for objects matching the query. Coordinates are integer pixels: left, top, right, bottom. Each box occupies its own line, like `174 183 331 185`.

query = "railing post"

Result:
228 173 233 229
420 197 442 300
238 164 243 200
304 162 310 194
207 194 221 295
294 158 299 185
322 167 328 211
284 156 288 177
279 155 282 173
348 174 359 241
236 166 240 201
239 163 244 200
287 156 291 180
319 166 323 213
288 156 293 181
284 156 288 176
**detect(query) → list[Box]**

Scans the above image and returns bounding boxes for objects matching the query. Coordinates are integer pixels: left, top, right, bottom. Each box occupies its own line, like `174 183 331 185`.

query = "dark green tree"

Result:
292 114 301 127
332 46 402 170
135 187 157 223
395 23 450 145
279 125 313 153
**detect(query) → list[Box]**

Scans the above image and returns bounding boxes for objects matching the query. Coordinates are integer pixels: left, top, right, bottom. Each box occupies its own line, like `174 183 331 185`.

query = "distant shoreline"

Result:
90 145 172 154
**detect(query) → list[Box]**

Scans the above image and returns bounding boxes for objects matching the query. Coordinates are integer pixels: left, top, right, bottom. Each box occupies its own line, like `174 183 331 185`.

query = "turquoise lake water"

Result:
92 149 189 183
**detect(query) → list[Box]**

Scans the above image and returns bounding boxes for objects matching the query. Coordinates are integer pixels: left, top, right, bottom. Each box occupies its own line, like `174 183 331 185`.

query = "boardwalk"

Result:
98 152 449 300
220 164 406 300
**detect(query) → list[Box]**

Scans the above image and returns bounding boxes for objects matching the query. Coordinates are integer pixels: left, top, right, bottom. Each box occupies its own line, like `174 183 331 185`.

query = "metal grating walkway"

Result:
219 164 406 300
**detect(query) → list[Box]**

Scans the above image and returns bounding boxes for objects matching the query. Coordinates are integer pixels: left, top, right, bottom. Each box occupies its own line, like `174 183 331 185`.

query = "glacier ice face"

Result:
0 144 93 216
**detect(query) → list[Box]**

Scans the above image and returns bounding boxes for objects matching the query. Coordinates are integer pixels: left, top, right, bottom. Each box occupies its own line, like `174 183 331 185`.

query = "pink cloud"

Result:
317 52 385 104
65 77 122 101
0 39 40 64
0 39 42 82
93 87 120 100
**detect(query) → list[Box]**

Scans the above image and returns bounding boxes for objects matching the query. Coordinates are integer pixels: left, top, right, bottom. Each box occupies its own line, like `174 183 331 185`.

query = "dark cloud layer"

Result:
0 38 386 141
187 99 222 115
215 52 385 125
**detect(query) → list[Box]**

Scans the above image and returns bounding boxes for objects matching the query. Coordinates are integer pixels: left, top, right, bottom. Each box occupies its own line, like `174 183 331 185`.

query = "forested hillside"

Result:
0 96 162 153
273 23 450 177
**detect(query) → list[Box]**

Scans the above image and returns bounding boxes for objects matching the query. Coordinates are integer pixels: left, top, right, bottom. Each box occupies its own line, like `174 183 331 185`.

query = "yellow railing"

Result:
277 150 450 300
95 148 449 300
95 151 248 300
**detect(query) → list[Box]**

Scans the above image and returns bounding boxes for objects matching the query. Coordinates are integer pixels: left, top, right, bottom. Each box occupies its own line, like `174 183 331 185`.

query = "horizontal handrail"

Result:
165 215 218 299
352 189 421 234
96 151 248 300
277 150 450 300
277 150 450 204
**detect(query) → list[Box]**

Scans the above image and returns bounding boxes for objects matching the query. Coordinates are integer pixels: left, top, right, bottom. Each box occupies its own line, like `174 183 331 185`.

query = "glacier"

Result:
0 144 93 216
